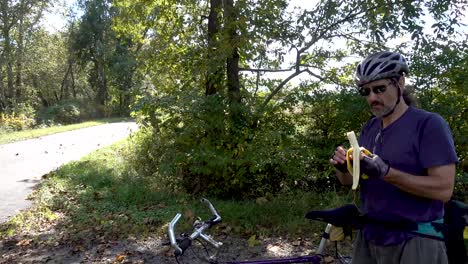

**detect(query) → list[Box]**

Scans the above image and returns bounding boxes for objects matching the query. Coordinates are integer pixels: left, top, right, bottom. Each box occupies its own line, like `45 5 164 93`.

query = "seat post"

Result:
316 223 332 255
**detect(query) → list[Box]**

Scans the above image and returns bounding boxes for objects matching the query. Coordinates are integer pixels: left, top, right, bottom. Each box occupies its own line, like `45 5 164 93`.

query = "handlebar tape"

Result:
176 238 192 256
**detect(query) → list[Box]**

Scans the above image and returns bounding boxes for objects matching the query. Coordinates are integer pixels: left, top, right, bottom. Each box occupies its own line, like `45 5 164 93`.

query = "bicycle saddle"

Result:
305 204 362 228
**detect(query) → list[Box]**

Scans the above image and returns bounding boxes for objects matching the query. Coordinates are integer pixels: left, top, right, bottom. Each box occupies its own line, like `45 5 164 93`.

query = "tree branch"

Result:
239 67 294 73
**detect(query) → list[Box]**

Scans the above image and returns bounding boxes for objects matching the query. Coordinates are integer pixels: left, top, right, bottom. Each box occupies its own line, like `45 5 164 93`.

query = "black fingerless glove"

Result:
360 154 390 179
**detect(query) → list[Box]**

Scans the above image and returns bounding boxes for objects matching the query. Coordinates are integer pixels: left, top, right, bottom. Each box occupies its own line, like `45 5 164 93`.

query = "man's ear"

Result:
399 73 406 88
398 74 406 94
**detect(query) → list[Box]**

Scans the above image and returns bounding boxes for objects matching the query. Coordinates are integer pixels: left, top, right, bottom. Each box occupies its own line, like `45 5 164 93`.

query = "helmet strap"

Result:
383 78 402 118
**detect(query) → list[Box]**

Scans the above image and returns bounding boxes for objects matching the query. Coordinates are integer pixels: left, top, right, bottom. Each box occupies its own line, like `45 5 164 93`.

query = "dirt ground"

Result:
0 227 353 263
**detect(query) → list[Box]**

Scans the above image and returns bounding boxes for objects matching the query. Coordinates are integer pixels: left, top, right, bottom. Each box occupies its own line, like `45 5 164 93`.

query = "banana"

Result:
346 131 372 190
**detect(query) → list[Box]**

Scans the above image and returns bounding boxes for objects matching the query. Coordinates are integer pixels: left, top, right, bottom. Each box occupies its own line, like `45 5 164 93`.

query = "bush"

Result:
0 104 36 131
37 100 109 125
128 88 368 198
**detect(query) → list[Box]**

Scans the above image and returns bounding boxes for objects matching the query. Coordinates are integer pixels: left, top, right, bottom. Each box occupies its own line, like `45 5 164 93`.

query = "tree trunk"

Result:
60 62 73 100
33 76 49 107
95 59 108 106
0 57 5 109
224 0 240 103
205 0 222 96
15 0 25 102
4 32 14 101
70 65 77 98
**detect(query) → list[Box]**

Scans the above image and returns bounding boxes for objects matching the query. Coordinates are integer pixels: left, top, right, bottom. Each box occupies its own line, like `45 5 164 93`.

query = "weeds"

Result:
0 137 354 245
0 117 132 145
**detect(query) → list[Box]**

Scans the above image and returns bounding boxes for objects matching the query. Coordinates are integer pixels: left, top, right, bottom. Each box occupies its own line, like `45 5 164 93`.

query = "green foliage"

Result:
0 104 36 132
36 99 106 125
0 135 354 241
128 85 369 198
409 38 468 193
115 0 467 199
44 103 80 124
130 92 305 198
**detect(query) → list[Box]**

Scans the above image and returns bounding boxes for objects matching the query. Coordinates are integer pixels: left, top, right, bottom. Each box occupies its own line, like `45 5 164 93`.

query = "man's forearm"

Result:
336 170 353 186
383 166 455 202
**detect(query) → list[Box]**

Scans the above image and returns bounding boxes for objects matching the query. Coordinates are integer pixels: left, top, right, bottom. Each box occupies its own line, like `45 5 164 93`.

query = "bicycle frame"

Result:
223 255 322 264
167 199 351 264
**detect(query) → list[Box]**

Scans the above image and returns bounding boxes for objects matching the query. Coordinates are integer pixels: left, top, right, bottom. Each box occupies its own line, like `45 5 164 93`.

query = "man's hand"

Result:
361 154 390 179
330 146 348 173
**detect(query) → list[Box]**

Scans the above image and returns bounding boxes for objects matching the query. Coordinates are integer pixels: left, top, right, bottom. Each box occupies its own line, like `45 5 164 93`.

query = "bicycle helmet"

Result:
355 51 409 86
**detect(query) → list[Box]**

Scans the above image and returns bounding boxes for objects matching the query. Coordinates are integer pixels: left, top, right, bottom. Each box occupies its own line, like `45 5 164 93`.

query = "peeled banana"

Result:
346 131 372 190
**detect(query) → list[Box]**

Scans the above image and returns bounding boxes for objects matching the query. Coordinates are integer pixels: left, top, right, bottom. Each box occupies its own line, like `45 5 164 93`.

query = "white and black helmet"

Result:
355 51 409 86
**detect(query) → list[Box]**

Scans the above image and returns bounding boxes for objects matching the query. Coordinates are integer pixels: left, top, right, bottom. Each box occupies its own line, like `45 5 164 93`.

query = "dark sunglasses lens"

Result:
375 86 386 94
359 88 370 96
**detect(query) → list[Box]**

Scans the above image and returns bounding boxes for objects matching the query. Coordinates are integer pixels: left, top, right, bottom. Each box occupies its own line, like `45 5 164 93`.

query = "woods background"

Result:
1 0 467 199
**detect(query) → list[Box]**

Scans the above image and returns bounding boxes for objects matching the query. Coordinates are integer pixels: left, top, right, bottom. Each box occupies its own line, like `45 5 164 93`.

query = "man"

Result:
330 51 458 264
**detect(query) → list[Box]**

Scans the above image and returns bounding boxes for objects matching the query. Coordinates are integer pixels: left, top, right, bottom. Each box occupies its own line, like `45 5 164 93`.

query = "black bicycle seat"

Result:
305 204 362 228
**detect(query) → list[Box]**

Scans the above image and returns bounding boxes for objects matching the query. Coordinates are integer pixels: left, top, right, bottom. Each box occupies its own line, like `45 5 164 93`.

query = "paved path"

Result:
0 122 138 223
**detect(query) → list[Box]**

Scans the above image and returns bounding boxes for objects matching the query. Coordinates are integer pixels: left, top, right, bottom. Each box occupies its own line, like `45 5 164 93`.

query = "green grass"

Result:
0 138 355 243
0 117 132 145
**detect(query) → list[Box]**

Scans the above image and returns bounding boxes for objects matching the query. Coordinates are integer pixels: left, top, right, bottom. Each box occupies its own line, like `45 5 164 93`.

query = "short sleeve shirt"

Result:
358 106 458 246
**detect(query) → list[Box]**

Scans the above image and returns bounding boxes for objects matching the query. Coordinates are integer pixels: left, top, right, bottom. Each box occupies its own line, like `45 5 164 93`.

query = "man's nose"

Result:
367 91 379 102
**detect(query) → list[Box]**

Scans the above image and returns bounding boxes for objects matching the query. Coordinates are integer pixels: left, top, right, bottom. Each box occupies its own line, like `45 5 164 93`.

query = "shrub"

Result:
128 88 369 198
0 104 36 131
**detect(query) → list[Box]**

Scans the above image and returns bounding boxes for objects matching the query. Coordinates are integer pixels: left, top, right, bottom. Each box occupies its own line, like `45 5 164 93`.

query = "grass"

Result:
0 117 132 145
0 138 355 244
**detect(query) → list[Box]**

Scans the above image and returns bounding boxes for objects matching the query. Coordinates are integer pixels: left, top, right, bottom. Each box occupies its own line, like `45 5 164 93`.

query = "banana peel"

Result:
346 131 372 190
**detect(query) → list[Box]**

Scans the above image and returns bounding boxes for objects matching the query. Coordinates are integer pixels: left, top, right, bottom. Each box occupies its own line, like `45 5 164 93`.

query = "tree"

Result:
73 0 113 107
0 0 49 108
115 0 467 197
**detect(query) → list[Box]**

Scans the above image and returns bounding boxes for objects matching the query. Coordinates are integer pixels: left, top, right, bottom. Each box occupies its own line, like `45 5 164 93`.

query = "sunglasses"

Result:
358 84 388 96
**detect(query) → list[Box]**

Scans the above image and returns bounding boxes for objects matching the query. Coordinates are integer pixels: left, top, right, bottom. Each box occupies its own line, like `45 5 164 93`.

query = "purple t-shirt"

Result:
358 106 458 246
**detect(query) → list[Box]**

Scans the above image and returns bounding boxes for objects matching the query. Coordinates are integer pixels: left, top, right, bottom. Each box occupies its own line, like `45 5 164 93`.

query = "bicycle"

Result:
166 198 357 264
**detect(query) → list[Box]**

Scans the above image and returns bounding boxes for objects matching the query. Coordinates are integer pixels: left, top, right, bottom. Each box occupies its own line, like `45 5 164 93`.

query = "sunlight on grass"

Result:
0 136 354 243
0 117 131 145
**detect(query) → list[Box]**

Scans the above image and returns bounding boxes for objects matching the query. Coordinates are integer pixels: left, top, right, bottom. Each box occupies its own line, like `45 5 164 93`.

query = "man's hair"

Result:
402 88 416 106
390 78 417 107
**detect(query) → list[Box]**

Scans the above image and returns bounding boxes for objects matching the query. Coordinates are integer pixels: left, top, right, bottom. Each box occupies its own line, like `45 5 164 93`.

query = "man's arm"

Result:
383 164 455 202
330 146 354 186
335 170 353 186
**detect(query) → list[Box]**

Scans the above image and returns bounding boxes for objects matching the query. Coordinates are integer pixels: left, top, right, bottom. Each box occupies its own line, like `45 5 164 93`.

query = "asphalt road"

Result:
0 122 138 223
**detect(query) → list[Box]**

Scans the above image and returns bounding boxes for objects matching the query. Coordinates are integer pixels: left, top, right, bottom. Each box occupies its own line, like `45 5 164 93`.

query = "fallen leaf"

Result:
115 254 126 262
73 245 85 253
324 256 335 263
247 235 261 247
16 239 31 246
330 226 345 241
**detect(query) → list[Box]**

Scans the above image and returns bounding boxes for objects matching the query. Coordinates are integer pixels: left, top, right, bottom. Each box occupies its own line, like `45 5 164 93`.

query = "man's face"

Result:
359 79 399 118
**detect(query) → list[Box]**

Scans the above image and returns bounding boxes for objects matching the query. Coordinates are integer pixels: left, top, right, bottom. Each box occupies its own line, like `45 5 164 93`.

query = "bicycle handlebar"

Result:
168 198 223 256
201 198 221 223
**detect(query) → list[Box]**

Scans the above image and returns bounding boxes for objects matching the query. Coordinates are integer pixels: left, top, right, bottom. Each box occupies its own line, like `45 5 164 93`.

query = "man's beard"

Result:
371 102 393 118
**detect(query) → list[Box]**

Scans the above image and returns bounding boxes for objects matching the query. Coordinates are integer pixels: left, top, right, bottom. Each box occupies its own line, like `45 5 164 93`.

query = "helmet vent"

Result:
366 62 381 76
381 64 397 73
354 51 409 86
